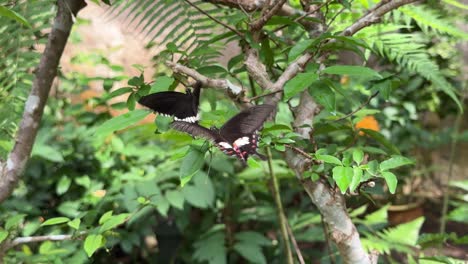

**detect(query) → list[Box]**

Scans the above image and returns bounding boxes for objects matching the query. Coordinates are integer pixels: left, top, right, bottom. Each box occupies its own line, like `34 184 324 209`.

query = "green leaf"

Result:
99 211 113 225
353 149 364 165
126 92 136 111
41 217 70 227
68 219 81 230
197 65 227 75
247 158 262 168
332 166 353 194
128 75 144 86
309 83 335 112
322 65 382 80
315 154 342 166
84 234 104 257
233 242 266 264
288 39 314 62
154 196 170 217
274 144 286 152
381 171 398 194
100 213 129 232
380 156 413 171
56 176 71 195
75 176 91 189
165 190 185 210
183 172 215 209
179 147 205 186
106 87 133 99
32 144 64 162
193 232 227 264
235 232 271 246
0 230 8 243
0 6 32 28
150 76 174 93
283 72 318 100
367 160 379 175
350 167 363 192
94 109 149 138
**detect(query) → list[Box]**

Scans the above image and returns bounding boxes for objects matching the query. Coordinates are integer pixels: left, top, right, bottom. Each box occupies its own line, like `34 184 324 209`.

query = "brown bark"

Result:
0 0 87 203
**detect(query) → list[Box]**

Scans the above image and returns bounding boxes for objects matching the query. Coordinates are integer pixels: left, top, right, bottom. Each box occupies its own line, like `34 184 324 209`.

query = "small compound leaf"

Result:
68 218 81 230
284 72 318 100
179 147 205 186
99 213 129 233
380 156 414 171
332 166 353 194
84 234 104 257
353 149 364 165
165 190 185 210
322 65 382 80
381 171 398 194
315 154 342 166
41 217 70 227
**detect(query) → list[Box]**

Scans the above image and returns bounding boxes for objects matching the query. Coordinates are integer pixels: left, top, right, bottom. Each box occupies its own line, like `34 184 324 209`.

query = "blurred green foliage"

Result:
0 0 467 263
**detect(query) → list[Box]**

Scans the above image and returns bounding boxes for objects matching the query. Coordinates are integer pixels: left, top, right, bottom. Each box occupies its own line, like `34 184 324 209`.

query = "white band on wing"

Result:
233 136 250 147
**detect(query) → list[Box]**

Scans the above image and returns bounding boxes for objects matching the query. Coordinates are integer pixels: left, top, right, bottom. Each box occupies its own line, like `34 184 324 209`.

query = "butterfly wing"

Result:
219 104 274 161
220 104 274 141
171 121 219 142
171 122 239 158
138 84 201 123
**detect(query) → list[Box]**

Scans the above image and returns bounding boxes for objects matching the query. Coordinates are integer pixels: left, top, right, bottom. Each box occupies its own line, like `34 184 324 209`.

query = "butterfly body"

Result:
138 82 201 123
171 104 274 163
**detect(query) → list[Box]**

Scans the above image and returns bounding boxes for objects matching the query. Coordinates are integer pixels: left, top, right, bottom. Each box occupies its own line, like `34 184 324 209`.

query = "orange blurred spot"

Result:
340 75 350 85
79 90 101 100
92 190 106 198
39 216 45 223
355 116 380 136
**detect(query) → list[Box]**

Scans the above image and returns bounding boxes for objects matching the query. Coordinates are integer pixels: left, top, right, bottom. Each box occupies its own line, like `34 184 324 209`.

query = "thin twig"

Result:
334 91 379 122
285 145 312 160
182 0 244 38
286 223 305 264
273 0 331 33
247 90 282 102
326 0 353 29
440 99 464 234
12 232 86 247
266 147 294 264
251 0 288 30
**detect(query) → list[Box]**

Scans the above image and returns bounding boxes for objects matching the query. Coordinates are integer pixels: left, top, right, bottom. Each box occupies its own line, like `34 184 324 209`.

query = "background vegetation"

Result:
0 0 467 263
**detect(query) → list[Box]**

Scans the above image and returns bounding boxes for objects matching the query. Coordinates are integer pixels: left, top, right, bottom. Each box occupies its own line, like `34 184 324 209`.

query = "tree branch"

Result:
165 61 252 107
343 0 420 36
250 0 288 30
0 0 87 203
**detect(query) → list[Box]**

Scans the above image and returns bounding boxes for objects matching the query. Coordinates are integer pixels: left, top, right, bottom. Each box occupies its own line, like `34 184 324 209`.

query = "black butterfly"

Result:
138 81 201 123
171 104 275 163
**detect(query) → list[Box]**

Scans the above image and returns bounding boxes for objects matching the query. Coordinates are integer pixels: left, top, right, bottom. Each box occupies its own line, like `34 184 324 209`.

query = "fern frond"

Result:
108 0 233 59
443 0 468 10
360 25 462 110
0 0 55 157
398 5 468 39
362 217 425 254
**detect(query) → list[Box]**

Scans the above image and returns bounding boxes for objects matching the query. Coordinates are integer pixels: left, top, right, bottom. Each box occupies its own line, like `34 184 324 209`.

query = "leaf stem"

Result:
266 147 294 264
439 110 463 234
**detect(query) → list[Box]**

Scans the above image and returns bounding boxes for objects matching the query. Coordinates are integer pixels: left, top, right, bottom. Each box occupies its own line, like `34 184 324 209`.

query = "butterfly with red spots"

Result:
171 104 274 163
